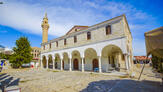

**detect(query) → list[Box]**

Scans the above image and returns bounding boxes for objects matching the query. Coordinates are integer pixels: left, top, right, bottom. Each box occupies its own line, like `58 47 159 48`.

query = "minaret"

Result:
41 13 49 43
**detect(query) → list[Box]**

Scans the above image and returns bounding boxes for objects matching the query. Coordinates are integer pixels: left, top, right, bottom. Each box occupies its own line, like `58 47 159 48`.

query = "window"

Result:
75 29 78 32
64 39 67 45
56 41 58 47
49 43 51 49
87 32 91 40
43 45 45 50
106 25 111 35
74 36 77 43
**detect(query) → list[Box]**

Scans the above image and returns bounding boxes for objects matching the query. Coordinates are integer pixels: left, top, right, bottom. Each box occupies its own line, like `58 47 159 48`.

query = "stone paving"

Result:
0 66 163 92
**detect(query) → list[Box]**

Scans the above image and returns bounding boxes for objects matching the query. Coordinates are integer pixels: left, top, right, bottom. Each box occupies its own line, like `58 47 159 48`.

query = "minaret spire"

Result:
41 12 49 43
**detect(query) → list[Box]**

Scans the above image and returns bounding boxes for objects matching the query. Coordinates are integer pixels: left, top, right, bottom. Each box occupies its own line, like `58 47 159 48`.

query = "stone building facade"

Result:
40 14 133 73
31 47 41 68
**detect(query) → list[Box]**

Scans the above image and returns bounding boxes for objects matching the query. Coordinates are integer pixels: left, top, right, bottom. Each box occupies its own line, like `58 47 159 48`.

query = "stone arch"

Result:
71 50 81 70
62 52 69 70
48 54 53 69
54 53 61 69
84 48 98 71
101 43 125 55
42 55 47 68
101 44 123 72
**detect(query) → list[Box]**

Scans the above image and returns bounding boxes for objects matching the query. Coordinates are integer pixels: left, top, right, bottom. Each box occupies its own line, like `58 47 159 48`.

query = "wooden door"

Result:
92 59 98 70
73 59 79 70
63 60 64 69
55 62 57 69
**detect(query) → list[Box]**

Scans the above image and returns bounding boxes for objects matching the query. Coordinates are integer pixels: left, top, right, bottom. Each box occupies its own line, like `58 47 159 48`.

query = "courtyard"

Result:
0 65 163 92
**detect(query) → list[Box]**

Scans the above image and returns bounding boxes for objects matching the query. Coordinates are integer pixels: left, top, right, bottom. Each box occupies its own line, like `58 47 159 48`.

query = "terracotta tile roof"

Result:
134 56 151 61
66 25 89 35
32 58 39 60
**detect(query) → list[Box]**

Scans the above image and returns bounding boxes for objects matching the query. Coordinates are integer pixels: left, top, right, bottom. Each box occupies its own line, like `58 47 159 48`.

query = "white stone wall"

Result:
41 18 126 53
40 15 133 71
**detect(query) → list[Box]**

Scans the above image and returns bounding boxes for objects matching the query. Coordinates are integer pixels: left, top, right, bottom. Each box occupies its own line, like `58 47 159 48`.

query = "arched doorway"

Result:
42 56 47 68
72 50 81 71
62 60 64 69
84 48 98 71
63 52 69 70
92 59 98 71
73 59 79 70
101 44 123 72
54 53 61 69
48 55 53 69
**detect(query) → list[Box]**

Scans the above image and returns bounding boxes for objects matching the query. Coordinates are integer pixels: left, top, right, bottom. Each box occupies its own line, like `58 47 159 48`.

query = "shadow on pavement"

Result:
0 73 7 78
80 79 163 92
0 73 20 92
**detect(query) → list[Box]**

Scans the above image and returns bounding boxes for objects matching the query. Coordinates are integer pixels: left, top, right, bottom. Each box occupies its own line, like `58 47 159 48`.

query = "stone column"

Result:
69 58 72 71
46 57 48 69
128 55 131 69
81 57 84 72
116 53 121 68
53 58 55 70
98 56 102 73
60 58 63 70
40 58 43 68
125 54 129 70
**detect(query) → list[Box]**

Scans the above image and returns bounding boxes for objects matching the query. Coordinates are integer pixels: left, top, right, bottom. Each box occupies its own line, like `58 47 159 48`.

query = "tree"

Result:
0 53 11 59
152 55 163 73
9 37 32 68
0 53 6 59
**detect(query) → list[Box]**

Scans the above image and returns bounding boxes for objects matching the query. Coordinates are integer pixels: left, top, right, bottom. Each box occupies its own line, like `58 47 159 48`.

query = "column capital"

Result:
60 57 63 60
98 56 102 58
69 55 72 59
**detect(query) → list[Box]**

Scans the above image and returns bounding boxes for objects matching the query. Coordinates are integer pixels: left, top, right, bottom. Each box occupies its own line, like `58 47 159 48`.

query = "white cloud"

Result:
0 0 101 36
0 0 159 56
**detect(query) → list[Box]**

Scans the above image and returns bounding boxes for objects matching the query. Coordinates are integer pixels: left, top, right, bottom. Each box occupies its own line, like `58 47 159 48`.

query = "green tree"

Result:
0 53 6 59
152 55 163 73
9 37 32 68
0 53 11 59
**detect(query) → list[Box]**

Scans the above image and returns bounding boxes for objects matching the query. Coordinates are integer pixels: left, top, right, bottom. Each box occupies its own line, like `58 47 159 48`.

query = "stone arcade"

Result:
40 13 133 73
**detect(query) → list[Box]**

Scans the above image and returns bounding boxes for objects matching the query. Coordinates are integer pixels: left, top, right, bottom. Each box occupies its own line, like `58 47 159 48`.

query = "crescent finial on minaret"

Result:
45 12 47 18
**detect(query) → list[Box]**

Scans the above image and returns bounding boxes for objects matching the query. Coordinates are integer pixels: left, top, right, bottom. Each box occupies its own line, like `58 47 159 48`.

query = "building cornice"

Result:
41 36 126 54
41 15 124 46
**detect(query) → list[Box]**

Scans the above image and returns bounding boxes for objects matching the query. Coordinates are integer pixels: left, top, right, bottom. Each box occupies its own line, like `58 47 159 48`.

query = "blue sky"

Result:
0 0 162 56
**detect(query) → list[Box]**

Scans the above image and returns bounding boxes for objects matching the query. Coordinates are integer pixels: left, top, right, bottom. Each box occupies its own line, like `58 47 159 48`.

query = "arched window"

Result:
64 39 67 45
56 41 58 47
87 32 91 40
74 36 77 43
43 45 45 50
49 43 51 49
106 25 111 35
